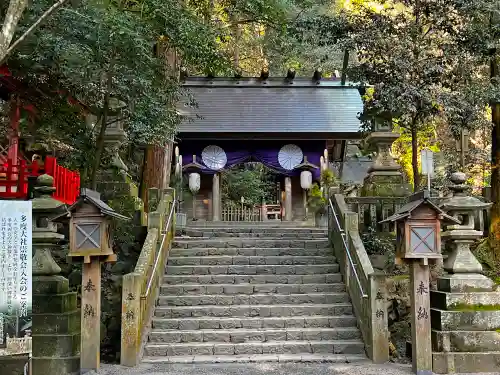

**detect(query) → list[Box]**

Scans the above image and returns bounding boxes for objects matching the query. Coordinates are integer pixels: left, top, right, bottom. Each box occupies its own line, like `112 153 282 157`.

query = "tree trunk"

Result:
411 122 420 191
0 0 28 62
141 144 167 212
490 50 500 260
90 74 112 190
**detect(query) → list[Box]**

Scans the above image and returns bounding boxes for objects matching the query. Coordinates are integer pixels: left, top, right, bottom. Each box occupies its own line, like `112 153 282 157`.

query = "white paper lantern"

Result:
189 172 201 193
300 170 312 190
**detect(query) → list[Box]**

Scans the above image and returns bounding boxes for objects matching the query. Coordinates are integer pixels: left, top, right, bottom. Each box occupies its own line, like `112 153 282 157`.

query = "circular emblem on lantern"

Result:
278 144 303 170
201 145 227 170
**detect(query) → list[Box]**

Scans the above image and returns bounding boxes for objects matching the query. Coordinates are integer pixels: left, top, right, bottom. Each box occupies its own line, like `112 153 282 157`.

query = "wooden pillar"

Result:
410 261 432 375
212 173 220 221
284 176 292 221
81 257 102 372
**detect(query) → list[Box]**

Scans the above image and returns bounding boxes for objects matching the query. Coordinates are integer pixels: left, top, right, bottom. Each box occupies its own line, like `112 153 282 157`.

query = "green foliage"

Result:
361 227 395 256
335 0 495 189
307 182 325 214
221 164 276 206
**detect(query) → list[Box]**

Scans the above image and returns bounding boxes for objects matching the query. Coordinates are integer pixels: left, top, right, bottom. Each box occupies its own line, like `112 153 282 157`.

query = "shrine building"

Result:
175 70 364 221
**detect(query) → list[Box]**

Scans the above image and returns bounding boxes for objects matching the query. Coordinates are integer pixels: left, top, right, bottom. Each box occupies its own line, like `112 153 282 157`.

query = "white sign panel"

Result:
0 201 32 345
421 149 434 178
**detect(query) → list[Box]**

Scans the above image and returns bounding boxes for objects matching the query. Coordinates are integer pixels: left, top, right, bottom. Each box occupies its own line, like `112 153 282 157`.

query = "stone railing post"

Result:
431 172 499 374
368 272 389 363
31 175 80 375
121 272 142 367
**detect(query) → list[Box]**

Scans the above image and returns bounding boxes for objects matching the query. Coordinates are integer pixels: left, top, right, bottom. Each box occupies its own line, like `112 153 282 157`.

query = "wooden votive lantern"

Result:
380 190 459 375
52 188 128 372
54 188 129 263
380 190 458 265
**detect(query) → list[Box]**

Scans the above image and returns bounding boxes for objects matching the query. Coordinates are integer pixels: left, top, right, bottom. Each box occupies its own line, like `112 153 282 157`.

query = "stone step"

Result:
149 327 361 343
167 255 337 266
160 283 346 296
180 231 326 239
155 303 354 318
144 339 365 356
163 273 343 285
152 315 357 330
183 227 327 233
432 330 500 352
165 264 339 276
431 308 500 331
431 290 500 310
158 293 350 306
185 222 321 228
433 351 500 374
142 353 369 364
170 247 333 257
173 239 329 249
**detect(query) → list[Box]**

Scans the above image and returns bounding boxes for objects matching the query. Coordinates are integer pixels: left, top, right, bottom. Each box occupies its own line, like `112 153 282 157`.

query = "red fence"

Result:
0 156 80 204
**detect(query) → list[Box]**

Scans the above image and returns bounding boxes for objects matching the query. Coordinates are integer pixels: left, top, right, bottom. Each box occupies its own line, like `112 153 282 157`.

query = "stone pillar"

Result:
431 172 500 374
284 176 292 221
212 173 221 221
31 175 80 375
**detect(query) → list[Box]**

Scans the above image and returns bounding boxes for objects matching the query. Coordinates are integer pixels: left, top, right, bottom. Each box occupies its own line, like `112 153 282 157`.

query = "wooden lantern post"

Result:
380 191 459 375
52 188 128 373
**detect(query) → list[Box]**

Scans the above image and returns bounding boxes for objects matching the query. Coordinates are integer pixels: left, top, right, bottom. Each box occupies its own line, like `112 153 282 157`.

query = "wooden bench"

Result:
265 204 282 220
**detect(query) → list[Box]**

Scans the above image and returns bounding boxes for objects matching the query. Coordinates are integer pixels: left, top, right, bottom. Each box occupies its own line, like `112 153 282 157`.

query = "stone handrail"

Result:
344 196 407 233
328 194 389 363
120 188 175 366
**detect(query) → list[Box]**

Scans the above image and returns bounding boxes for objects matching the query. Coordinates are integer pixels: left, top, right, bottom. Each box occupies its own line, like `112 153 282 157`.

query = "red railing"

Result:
0 156 80 204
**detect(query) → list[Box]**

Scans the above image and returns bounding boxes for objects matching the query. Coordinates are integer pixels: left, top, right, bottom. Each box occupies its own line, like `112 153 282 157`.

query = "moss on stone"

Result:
448 303 500 311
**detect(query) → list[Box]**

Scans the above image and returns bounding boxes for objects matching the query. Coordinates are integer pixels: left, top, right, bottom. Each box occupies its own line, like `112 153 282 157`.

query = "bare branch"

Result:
0 0 68 65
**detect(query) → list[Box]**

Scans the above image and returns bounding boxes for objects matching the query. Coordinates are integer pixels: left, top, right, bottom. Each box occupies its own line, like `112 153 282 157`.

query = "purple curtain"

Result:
179 140 324 180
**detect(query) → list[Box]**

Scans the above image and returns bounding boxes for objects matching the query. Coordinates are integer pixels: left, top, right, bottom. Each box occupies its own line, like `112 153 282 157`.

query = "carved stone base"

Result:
437 274 495 293
431 272 500 374
362 171 412 197
32 275 80 375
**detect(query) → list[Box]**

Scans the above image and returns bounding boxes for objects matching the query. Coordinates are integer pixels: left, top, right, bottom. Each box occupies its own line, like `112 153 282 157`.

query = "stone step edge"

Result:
150 327 360 334
142 353 368 364
163 273 342 279
145 339 364 348
152 315 354 322
174 239 328 242
160 282 345 291
156 303 354 310
170 247 332 250
167 255 336 259
166 264 336 269
159 292 349 298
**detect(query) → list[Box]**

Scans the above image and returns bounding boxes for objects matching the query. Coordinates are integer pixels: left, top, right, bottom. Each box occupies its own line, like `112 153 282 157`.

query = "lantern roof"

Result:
294 156 319 171
380 190 459 224
182 154 204 172
52 188 129 222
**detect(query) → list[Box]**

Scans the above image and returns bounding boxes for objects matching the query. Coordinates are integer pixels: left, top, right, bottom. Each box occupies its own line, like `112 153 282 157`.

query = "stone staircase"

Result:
143 223 368 364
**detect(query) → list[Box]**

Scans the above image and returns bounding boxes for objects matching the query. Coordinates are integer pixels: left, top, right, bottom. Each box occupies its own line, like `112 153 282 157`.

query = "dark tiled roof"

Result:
177 77 363 135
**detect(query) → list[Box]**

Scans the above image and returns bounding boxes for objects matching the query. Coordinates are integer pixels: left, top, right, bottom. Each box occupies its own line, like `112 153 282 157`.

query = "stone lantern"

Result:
439 172 492 277
431 172 500 374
